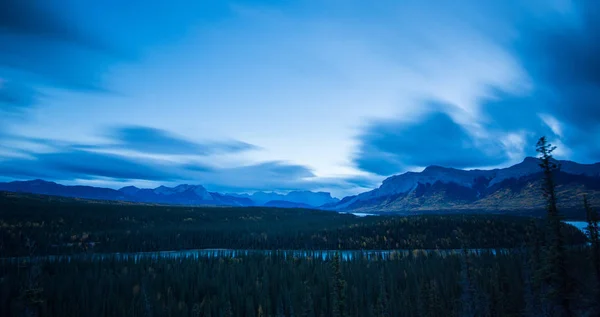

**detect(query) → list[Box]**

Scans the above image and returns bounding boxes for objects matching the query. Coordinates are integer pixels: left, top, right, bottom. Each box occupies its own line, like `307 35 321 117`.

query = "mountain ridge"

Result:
328 157 600 213
1 157 599 212
229 190 339 206
0 180 336 208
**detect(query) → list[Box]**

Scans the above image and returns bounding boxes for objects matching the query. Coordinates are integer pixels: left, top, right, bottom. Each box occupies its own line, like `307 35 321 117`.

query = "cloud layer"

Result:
0 127 366 195
352 0 600 175
355 111 509 175
104 125 258 155
1 1 599 195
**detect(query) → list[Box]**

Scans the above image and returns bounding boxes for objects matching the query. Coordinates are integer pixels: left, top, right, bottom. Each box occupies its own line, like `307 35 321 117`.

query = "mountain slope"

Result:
231 190 339 207
330 157 600 213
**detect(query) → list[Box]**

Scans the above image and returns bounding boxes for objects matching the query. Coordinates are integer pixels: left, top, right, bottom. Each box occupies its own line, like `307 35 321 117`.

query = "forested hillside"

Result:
0 192 585 257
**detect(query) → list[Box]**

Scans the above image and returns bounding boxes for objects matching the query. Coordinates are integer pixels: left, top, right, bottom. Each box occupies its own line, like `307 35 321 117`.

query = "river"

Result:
2 248 515 264
1 221 588 264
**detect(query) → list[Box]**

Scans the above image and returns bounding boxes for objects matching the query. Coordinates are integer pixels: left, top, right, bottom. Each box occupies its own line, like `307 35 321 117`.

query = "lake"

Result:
565 221 587 233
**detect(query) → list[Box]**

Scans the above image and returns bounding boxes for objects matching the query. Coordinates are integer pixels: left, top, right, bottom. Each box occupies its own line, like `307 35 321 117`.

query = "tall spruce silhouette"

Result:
536 136 573 317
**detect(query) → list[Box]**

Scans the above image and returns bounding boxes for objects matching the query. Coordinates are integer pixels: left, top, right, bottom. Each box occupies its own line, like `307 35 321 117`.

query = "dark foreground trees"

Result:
584 194 600 312
0 249 597 317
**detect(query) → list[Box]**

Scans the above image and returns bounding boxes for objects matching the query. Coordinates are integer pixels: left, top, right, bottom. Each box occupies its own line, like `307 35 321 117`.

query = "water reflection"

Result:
2 248 512 264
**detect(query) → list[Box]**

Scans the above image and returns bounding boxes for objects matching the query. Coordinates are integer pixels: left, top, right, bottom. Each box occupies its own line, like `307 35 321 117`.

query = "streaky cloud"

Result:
0 133 361 195
478 0 600 163
105 125 258 156
0 148 180 181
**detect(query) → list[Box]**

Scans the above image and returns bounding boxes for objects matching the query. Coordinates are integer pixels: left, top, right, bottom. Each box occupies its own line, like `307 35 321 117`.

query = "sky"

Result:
0 0 599 198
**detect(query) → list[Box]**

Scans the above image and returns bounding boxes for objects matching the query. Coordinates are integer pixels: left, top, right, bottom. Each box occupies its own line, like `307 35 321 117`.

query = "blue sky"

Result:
1 0 599 197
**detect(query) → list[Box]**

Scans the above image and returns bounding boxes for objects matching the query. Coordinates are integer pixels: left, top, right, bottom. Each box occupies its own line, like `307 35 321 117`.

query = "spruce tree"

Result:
223 300 233 317
331 252 346 317
584 195 600 308
458 229 478 317
141 276 153 317
536 136 573 317
523 220 543 317
376 272 389 317
302 283 316 317
18 237 43 317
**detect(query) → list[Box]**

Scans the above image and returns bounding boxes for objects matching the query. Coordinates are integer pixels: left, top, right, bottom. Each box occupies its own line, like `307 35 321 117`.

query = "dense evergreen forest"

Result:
0 192 586 257
0 248 598 317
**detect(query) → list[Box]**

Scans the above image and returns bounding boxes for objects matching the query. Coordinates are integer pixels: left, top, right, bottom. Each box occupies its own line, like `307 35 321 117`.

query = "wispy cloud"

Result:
0 131 362 195
0 148 179 181
476 0 600 162
101 125 258 156
1 0 599 195
350 0 600 175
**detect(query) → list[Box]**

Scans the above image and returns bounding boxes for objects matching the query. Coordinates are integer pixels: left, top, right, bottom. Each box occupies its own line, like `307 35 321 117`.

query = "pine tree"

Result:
223 300 233 317
286 291 295 317
331 253 346 317
276 297 285 317
584 195 600 310
523 225 542 317
536 136 573 317
376 272 389 317
418 279 431 317
459 251 475 317
302 283 316 317
141 276 153 317
18 237 44 317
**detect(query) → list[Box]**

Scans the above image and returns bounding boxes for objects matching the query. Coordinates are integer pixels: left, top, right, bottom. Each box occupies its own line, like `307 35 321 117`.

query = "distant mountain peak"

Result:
118 185 140 196
28 179 56 185
423 165 452 172
0 180 338 208
120 185 139 190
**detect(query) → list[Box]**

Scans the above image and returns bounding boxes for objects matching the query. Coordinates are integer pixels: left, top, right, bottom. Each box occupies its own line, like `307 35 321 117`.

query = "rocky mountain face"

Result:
0 180 334 208
328 157 600 214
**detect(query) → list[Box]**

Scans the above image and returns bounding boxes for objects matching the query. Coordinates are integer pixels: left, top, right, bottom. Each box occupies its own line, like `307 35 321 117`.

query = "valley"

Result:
1 155 599 316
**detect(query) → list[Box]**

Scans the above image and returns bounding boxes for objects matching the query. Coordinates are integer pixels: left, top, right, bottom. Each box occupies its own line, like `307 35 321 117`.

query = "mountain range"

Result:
1 157 599 214
0 180 338 208
325 157 600 214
